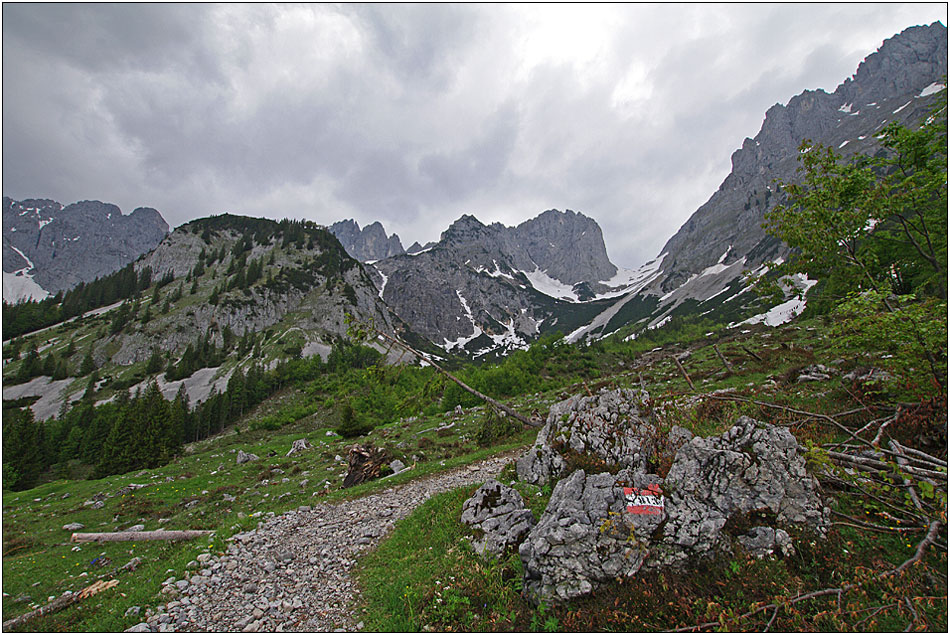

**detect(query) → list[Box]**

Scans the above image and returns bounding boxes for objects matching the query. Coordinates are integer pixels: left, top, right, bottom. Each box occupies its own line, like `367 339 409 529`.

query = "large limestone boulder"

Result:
516 388 654 485
653 416 829 569
519 469 664 603
519 416 830 604
461 480 535 558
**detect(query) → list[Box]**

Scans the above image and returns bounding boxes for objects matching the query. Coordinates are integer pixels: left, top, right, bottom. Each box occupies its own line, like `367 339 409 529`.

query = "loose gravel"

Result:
128 451 518 632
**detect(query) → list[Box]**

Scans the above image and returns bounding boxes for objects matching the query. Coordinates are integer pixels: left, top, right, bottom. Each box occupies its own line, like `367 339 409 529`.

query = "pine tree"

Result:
146 349 164 374
2 409 47 490
80 350 96 376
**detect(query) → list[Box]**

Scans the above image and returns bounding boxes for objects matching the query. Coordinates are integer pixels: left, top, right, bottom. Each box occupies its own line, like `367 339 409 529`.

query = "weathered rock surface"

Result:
516 388 654 485
460 479 535 558
519 469 664 603
519 413 829 604
654 416 829 569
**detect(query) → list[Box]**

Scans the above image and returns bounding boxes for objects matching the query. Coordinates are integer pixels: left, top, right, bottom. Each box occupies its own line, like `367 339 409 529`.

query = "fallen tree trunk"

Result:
713 344 734 373
71 529 214 543
672 356 696 392
2 558 140 631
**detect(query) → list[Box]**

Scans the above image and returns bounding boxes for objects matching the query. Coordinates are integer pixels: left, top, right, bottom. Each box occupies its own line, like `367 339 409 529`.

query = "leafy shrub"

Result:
335 401 375 438
474 409 522 447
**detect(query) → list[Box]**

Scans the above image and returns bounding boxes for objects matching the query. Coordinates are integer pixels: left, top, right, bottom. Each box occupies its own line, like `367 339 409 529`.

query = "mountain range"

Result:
2 22 946 419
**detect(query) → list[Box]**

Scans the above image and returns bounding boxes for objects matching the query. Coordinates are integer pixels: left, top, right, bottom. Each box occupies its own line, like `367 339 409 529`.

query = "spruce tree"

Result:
80 350 96 376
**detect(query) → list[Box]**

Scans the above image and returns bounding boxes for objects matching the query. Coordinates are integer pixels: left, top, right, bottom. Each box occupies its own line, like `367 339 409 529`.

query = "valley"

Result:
2 19 947 634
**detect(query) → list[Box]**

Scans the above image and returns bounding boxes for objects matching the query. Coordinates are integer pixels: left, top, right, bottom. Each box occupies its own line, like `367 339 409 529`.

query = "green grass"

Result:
1 394 539 631
4 313 946 631
351 317 947 632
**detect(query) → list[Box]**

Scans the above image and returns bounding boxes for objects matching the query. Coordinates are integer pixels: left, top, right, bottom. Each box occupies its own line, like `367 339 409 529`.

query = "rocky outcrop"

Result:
652 416 829 570
516 388 654 485
519 468 664 603
236 450 259 465
2 197 169 301
517 406 830 604
460 479 536 558
329 219 404 262
651 22 947 296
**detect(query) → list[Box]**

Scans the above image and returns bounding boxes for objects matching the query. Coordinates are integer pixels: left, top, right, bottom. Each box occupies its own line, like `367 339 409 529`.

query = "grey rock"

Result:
520 469 664 603
126 606 142 617
516 388 653 485
655 416 829 569
737 527 794 558
389 459 406 474
237 450 260 465
62 522 85 531
460 479 535 558
127 524 145 532
126 623 151 632
520 413 829 604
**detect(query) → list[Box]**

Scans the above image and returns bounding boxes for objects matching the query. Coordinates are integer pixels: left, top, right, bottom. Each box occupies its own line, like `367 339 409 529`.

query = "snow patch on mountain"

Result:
3 268 49 303
734 275 818 328
523 267 580 301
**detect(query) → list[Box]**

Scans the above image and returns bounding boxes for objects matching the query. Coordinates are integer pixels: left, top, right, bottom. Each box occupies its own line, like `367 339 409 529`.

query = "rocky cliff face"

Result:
371 209 626 356
654 22 947 295
568 22 947 343
329 219 405 262
3 197 169 302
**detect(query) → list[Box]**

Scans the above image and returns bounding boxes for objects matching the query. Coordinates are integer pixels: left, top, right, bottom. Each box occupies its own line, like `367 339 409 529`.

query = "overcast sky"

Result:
3 3 946 269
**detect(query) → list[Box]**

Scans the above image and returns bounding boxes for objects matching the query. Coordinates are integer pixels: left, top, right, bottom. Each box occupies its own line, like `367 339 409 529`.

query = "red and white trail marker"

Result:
624 484 664 515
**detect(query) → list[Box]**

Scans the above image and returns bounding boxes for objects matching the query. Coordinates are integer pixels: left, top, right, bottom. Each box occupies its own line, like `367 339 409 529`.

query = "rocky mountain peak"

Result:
3 196 169 301
441 214 491 244
837 22 948 108
511 209 617 284
655 22 947 294
329 219 404 262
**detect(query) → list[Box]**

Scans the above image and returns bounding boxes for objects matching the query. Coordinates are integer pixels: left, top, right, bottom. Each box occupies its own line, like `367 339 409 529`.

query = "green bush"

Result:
335 401 375 438
474 409 522 447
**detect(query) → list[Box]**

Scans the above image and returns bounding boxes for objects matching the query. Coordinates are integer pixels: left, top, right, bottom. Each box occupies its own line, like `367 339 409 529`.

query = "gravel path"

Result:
129 451 519 632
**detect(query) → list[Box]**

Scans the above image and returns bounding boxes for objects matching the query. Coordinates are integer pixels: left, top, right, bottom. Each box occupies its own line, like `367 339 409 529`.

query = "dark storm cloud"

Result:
3 3 946 269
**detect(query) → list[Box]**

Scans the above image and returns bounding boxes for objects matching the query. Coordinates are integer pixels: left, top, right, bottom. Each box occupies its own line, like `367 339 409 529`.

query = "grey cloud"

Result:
3 4 946 270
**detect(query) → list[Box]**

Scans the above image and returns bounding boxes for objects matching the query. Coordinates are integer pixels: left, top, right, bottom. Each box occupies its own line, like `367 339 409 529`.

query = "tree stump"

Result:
343 444 390 488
